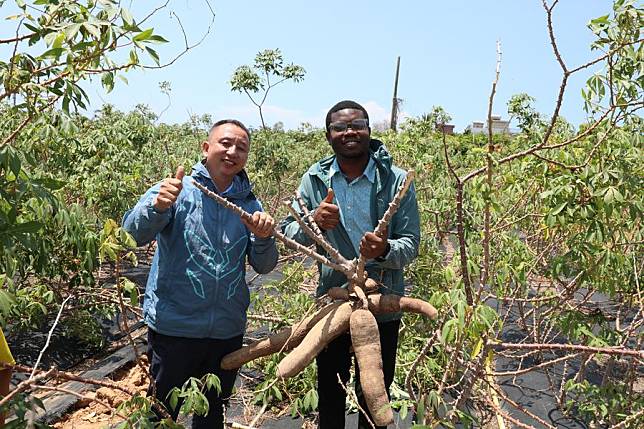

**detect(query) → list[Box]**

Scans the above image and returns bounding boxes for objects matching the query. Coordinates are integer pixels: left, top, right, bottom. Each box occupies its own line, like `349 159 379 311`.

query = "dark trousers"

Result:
316 319 400 429
146 328 243 429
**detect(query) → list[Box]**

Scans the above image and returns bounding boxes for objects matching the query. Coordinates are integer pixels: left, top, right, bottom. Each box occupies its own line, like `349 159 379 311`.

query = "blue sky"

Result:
3 1 614 131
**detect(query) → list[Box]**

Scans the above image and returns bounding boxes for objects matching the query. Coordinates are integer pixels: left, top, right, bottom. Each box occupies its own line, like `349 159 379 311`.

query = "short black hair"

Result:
325 100 369 130
208 119 251 142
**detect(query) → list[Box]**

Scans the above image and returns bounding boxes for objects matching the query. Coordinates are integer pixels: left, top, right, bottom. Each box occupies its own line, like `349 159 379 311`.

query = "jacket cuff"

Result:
145 199 172 223
375 241 391 262
253 235 276 252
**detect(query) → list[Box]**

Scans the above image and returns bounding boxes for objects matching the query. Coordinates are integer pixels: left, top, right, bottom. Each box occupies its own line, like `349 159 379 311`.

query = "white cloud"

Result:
361 100 389 124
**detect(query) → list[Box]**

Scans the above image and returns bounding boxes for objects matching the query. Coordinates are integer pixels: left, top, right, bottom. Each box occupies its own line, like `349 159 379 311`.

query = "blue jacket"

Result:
122 161 278 339
281 139 420 322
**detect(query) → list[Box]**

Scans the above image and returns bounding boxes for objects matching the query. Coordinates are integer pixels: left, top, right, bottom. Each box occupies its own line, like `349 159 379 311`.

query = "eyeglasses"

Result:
328 118 369 132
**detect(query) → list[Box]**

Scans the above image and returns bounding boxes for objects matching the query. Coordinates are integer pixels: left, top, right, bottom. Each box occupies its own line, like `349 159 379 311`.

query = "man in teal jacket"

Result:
282 100 420 428
123 119 278 428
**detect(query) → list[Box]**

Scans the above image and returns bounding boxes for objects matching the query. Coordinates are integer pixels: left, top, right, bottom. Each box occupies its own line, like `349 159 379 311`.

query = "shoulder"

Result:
300 156 332 186
305 155 333 176
389 164 409 181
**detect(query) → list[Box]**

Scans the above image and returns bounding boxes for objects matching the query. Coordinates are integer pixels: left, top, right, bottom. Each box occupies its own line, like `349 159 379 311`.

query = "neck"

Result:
337 154 369 181
213 176 233 193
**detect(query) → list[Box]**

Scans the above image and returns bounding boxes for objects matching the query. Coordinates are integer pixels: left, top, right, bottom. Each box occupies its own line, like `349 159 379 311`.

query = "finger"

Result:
324 204 340 213
175 166 185 181
323 188 334 203
155 196 172 208
160 187 180 200
256 215 266 231
167 183 184 195
262 214 275 228
363 232 379 243
376 226 388 239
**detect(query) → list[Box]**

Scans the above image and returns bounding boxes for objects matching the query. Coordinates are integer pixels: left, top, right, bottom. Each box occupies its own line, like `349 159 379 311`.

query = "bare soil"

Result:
52 361 148 429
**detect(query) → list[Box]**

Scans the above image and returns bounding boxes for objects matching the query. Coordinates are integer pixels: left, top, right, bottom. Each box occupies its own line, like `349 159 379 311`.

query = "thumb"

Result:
175 166 185 181
323 188 334 203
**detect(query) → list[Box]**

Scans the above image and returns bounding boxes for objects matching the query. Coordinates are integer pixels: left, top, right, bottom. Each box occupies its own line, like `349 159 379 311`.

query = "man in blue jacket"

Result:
282 101 420 428
123 119 278 428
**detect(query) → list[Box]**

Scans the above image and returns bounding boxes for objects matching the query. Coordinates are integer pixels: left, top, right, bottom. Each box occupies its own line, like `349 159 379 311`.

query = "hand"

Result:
313 188 340 231
360 228 388 259
243 211 275 238
153 166 185 212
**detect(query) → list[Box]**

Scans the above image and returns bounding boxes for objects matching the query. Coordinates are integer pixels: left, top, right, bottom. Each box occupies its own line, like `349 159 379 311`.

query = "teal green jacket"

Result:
281 139 420 322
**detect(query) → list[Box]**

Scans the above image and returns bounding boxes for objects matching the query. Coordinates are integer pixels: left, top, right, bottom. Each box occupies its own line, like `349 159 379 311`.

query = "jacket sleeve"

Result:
279 175 316 246
122 183 173 246
247 200 279 274
376 182 420 270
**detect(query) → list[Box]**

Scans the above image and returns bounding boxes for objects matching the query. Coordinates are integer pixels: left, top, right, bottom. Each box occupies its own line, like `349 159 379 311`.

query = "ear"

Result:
201 140 209 157
325 130 331 143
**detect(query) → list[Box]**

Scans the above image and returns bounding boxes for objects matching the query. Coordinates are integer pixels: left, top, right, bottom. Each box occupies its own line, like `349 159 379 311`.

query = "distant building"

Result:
465 115 512 134
437 123 455 135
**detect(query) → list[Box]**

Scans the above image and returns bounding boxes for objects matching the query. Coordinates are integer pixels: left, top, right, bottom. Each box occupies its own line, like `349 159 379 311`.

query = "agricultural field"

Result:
0 0 642 428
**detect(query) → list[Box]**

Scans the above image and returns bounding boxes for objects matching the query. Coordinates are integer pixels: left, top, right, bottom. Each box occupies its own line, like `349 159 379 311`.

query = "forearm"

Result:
122 186 171 245
249 236 278 274
376 236 419 270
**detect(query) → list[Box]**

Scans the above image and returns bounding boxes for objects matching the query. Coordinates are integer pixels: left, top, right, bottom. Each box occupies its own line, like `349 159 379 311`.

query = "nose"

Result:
344 126 358 135
226 145 239 157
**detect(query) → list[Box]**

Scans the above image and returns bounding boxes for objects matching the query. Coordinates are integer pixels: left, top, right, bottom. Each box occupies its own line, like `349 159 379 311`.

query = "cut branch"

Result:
354 170 415 285
193 180 350 273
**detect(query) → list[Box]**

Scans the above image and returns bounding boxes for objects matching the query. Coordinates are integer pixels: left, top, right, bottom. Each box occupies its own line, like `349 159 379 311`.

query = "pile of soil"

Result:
52 362 148 429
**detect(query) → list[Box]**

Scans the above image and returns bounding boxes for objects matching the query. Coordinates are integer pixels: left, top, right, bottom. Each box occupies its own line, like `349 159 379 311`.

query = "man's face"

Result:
326 108 371 161
202 123 249 184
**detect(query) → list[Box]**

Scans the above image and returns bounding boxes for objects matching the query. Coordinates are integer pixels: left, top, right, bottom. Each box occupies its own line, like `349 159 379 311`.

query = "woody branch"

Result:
192 180 350 274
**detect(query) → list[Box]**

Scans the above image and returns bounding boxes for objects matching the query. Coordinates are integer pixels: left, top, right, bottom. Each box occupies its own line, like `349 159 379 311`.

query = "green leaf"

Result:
40 47 64 59
551 202 568 216
147 34 169 44
441 319 457 345
132 28 153 42
101 72 114 93
53 32 65 49
145 46 160 65
83 23 101 39
64 23 82 41
11 221 43 234
0 289 16 316
168 389 179 412
120 7 134 26
44 31 57 47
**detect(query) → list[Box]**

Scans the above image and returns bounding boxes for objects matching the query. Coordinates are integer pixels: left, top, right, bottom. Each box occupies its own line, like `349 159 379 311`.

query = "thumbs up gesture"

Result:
153 166 185 212
313 188 340 231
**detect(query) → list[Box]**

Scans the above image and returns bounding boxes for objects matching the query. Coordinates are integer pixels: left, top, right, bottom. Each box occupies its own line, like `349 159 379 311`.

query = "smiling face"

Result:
202 123 250 190
326 108 371 163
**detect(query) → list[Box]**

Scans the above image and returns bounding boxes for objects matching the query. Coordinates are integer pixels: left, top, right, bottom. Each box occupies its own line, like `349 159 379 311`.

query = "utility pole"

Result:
389 56 401 132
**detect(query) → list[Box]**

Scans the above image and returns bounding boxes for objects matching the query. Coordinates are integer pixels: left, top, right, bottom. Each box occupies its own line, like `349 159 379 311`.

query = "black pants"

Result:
146 328 243 429
316 319 400 429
